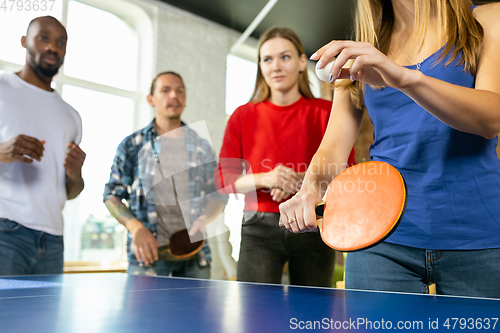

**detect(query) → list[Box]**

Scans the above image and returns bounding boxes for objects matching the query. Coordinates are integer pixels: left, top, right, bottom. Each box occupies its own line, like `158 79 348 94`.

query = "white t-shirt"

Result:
0 72 82 235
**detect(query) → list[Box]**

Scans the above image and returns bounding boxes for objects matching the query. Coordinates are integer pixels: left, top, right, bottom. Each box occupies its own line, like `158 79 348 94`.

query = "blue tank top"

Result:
364 47 500 250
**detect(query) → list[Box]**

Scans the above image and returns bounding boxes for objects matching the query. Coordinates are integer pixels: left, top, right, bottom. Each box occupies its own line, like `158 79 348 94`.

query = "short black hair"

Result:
26 16 65 36
149 71 184 95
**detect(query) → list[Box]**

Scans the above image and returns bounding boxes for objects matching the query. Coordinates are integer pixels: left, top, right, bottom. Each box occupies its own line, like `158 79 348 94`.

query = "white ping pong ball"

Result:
315 59 335 82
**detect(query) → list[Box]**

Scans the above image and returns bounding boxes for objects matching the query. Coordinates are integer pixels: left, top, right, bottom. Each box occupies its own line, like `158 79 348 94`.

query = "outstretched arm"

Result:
312 3 500 139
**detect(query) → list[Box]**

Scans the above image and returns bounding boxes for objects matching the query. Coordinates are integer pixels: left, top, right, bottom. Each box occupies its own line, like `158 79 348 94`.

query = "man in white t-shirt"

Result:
0 16 85 275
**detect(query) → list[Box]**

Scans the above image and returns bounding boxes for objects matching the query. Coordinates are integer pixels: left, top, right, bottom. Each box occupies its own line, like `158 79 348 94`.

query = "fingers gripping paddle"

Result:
280 161 407 252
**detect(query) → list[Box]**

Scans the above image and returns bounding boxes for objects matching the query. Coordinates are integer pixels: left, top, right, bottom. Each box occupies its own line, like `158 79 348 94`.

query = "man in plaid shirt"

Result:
104 71 227 277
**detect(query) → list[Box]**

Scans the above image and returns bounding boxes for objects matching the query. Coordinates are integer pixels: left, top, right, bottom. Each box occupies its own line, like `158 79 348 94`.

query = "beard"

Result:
33 63 60 78
28 49 63 79
167 114 182 121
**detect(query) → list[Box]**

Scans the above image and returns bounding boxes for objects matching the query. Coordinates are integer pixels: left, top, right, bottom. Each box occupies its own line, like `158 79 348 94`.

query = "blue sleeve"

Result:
103 137 134 202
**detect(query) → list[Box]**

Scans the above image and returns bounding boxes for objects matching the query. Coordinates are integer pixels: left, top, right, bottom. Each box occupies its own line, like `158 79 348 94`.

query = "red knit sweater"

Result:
217 97 356 213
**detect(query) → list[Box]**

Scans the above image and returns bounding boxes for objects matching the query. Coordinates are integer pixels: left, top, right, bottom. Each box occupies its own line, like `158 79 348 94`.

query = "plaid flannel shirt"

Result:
103 120 227 255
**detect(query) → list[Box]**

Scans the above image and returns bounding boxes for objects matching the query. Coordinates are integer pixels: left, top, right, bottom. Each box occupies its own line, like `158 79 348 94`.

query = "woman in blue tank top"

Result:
279 0 500 298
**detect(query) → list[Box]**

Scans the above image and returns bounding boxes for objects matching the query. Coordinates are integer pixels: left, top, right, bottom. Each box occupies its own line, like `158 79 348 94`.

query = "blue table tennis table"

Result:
0 273 499 332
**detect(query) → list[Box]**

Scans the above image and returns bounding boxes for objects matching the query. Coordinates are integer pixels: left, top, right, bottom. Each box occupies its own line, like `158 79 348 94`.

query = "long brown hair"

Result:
340 0 483 110
250 27 314 103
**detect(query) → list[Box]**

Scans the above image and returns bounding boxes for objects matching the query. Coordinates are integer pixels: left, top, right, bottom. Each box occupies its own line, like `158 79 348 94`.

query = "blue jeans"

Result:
0 218 64 276
127 253 210 278
345 242 500 298
237 212 336 286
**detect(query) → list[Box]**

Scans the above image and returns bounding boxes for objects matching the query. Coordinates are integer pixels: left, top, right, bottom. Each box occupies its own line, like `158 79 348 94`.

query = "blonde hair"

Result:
340 0 483 110
250 27 314 103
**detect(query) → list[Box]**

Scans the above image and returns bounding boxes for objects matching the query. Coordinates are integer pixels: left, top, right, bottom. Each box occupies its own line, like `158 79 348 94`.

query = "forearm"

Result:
300 149 348 200
0 146 8 163
401 70 500 139
66 175 84 200
233 173 269 194
104 196 143 234
300 88 363 199
200 200 225 224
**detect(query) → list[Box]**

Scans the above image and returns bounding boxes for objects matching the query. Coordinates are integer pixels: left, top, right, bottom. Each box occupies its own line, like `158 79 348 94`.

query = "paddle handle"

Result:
278 200 325 230
157 243 171 254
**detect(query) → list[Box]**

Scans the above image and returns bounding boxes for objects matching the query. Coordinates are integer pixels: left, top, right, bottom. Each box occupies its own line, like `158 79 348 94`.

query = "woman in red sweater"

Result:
217 27 356 286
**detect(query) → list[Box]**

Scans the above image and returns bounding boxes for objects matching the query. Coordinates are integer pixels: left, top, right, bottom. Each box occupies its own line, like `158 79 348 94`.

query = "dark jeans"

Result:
346 242 500 298
237 212 335 287
0 218 64 276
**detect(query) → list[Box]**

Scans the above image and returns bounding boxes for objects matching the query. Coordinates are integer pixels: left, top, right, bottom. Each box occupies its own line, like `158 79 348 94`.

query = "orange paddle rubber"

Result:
280 161 407 252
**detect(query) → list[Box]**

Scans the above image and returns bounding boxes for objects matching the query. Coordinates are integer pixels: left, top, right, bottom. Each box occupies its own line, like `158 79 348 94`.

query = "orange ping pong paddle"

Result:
280 161 407 252
157 229 205 259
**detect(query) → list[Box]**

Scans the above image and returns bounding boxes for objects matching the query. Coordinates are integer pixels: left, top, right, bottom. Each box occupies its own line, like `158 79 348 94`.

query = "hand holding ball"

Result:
315 59 335 82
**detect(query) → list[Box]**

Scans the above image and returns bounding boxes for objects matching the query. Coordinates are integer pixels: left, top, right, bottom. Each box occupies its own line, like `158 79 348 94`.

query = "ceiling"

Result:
157 0 355 57
157 0 494 57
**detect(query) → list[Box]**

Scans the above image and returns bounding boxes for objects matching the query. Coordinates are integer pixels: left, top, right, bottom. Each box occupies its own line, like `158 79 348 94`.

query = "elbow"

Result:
481 123 500 140
214 165 241 195
77 180 85 198
484 132 499 140
470 116 500 140
483 105 500 139
104 195 120 205
67 180 84 200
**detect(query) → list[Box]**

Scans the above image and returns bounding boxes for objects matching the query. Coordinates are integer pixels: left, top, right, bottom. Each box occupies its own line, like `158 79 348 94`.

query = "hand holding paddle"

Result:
279 161 407 252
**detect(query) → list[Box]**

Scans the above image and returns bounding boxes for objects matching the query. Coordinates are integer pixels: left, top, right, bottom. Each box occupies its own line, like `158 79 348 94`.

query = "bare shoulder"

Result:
473 2 500 31
473 2 500 93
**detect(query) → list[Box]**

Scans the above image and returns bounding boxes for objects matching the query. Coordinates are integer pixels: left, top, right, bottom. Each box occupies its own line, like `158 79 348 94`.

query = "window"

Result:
62 85 135 262
225 55 257 115
0 0 151 267
64 1 138 91
61 1 142 264
224 55 257 260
